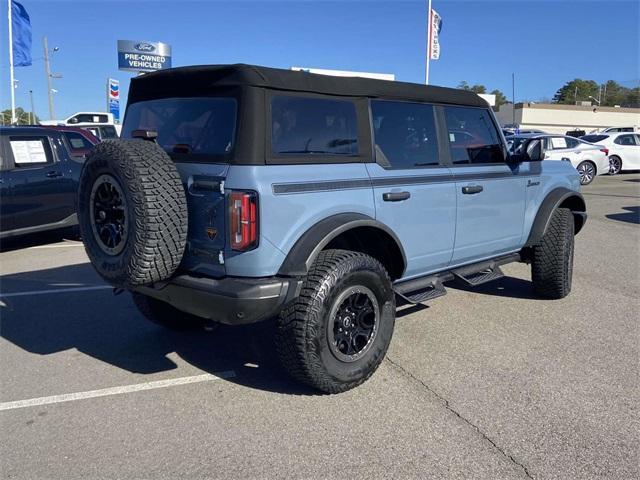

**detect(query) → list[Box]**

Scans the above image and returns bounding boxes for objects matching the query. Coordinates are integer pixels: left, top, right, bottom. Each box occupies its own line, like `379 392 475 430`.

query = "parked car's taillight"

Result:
600 148 609 156
229 190 258 251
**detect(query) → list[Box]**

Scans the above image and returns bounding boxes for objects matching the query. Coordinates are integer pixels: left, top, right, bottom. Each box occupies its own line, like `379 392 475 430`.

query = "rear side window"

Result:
581 135 608 143
70 113 109 124
122 97 237 158
371 100 438 169
8 136 53 167
271 96 358 155
614 134 637 146
444 106 504 164
64 131 94 151
565 137 579 148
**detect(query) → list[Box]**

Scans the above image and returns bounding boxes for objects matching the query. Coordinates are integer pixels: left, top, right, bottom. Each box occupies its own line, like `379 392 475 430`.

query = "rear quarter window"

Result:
64 131 94 151
122 97 237 160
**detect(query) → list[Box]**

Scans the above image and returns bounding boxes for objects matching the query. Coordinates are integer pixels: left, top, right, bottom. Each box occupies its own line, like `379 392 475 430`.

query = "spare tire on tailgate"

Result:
78 139 188 288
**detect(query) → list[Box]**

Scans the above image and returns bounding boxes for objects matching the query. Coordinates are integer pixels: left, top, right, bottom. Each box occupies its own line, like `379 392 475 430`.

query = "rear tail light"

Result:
600 148 609 156
229 190 258 251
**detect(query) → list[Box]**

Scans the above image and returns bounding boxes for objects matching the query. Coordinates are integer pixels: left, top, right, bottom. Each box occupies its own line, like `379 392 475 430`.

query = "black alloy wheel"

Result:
90 174 128 255
327 286 379 363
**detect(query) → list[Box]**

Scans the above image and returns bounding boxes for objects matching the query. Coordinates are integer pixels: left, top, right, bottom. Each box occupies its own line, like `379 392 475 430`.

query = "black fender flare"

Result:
525 187 587 246
277 213 407 277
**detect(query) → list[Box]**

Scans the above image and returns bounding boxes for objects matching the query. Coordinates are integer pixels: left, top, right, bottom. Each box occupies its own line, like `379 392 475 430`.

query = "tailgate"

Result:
178 163 229 278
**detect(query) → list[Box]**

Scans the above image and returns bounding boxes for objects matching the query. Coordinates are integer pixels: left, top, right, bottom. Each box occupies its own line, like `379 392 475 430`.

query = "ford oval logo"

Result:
134 42 156 52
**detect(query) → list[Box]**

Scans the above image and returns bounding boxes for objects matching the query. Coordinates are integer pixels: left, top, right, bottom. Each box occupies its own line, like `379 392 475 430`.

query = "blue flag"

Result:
11 0 32 67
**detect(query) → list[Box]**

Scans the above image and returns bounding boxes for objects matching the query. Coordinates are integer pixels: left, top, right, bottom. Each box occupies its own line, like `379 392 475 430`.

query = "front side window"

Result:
371 100 438 169
271 96 358 155
444 106 504 164
123 97 237 158
8 136 53 167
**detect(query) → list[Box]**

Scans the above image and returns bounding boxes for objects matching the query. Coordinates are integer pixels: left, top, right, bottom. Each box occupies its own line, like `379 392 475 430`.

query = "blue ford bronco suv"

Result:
78 65 586 393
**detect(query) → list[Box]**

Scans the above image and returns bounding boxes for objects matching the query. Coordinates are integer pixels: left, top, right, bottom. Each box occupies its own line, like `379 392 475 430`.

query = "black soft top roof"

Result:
128 64 487 107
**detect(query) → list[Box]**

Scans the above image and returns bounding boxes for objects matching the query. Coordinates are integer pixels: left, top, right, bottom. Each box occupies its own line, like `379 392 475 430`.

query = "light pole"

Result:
43 37 61 120
29 89 36 124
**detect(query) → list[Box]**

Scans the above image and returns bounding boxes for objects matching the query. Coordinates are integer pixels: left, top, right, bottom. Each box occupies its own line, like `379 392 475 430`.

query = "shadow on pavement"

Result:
0 227 80 253
0 263 314 395
446 275 541 300
605 206 640 225
624 179 640 183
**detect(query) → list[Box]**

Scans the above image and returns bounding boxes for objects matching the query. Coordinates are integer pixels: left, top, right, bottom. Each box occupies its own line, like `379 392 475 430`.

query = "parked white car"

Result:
601 126 639 133
507 134 609 185
581 132 640 174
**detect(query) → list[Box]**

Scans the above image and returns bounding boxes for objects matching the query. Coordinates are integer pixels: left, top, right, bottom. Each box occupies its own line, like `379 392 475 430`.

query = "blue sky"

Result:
1 0 638 121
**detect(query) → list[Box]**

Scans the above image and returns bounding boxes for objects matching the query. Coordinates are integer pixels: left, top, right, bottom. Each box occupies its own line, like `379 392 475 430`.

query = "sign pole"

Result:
8 0 17 124
425 0 432 85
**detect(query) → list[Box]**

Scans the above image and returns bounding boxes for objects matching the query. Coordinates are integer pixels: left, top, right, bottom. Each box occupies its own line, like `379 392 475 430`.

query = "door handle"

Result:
461 185 483 194
46 171 62 178
382 191 411 202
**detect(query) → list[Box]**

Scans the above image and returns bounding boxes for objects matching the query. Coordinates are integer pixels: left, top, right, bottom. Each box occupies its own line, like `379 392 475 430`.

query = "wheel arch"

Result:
277 213 407 280
525 187 587 246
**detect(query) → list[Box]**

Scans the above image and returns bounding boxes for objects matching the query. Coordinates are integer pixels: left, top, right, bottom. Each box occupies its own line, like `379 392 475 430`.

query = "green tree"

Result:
1 107 39 125
457 81 486 94
490 89 508 109
552 79 600 104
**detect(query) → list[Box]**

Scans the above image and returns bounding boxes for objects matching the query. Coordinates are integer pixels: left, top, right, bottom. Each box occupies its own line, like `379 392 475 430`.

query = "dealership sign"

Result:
107 78 120 121
117 40 172 72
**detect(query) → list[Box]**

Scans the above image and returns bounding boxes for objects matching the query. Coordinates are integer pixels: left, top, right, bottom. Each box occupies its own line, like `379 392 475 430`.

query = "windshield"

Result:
122 97 237 158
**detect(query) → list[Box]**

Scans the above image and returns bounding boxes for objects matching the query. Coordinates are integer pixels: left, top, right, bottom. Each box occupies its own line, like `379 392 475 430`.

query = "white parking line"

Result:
0 372 236 411
27 243 84 249
0 285 112 298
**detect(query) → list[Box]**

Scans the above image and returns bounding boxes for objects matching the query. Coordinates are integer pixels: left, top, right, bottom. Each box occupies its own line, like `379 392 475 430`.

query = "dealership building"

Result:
496 103 639 134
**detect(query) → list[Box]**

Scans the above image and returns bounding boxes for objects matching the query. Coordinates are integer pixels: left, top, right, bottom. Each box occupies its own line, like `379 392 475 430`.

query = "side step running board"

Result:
451 253 520 287
392 253 522 304
452 265 504 286
394 273 453 305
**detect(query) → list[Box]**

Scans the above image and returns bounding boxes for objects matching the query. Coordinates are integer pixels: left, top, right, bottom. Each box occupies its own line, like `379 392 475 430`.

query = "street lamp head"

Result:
53 47 60 52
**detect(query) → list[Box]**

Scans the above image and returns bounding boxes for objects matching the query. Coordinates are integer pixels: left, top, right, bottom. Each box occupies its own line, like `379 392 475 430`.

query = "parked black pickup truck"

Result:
0 126 84 239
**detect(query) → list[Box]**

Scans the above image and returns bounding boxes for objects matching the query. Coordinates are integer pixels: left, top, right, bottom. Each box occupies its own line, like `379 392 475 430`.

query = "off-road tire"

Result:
276 249 396 393
132 293 209 331
78 140 187 288
531 208 575 299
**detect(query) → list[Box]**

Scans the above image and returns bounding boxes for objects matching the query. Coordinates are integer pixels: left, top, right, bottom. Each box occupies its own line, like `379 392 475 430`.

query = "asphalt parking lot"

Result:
1 174 638 480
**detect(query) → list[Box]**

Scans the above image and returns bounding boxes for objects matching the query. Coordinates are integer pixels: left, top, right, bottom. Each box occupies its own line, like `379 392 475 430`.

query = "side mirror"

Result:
525 139 545 161
507 138 545 163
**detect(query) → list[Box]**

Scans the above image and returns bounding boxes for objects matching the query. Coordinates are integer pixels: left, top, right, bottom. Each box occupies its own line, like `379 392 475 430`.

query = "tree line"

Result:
1 107 40 125
457 79 639 110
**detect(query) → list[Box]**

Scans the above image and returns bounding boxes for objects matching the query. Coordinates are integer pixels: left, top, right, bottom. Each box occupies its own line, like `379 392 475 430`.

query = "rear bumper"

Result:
133 274 303 325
